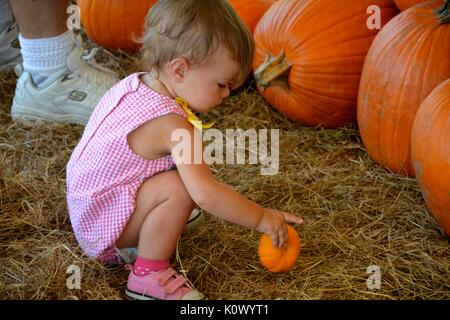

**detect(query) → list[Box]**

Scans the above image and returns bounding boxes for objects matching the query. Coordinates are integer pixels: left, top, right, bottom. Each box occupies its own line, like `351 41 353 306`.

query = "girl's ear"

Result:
168 57 190 83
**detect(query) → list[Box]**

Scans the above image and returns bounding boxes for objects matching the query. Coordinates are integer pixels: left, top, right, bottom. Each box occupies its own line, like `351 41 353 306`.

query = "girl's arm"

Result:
162 114 302 247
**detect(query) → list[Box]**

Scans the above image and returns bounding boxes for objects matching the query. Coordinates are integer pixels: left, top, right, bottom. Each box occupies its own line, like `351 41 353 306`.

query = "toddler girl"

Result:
66 0 303 300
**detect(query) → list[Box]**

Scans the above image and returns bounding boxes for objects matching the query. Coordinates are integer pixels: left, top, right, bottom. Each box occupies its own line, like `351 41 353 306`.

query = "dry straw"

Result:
0 41 449 300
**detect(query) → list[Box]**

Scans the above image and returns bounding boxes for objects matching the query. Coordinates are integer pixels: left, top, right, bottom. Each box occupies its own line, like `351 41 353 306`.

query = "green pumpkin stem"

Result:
437 0 450 23
254 51 292 91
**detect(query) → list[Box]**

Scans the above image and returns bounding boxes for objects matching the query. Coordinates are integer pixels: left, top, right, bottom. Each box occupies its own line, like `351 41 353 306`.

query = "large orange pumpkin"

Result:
258 225 301 273
357 0 450 176
393 0 426 10
229 0 277 33
411 79 450 237
253 0 398 128
77 0 157 52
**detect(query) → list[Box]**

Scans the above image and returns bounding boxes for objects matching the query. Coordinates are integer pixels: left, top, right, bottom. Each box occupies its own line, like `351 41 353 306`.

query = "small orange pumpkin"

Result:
76 0 157 52
258 225 301 273
411 79 450 237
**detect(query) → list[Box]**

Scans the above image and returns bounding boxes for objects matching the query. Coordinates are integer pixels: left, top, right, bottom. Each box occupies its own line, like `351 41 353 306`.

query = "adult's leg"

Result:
10 0 73 86
0 0 21 70
9 0 68 39
0 0 13 31
8 0 117 125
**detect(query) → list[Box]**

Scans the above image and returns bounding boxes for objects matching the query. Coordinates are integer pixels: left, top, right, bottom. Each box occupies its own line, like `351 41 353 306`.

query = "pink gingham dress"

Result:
66 73 187 264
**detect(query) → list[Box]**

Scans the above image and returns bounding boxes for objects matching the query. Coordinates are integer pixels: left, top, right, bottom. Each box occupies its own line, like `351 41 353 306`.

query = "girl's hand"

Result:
256 208 303 248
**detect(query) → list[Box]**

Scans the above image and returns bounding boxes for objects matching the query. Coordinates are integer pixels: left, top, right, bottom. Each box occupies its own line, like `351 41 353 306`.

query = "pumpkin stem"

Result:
254 50 293 91
436 0 450 23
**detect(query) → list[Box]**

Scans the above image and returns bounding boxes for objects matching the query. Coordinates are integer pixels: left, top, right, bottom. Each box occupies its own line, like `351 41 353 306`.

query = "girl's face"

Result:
174 50 239 113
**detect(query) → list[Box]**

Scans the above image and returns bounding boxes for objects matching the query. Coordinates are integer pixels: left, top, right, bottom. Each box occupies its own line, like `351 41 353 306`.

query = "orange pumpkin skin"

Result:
258 225 301 273
357 0 449 177
229 0 277 33
77 0 157 52
253 0 398 128
394 0 426 10
411 79 450 237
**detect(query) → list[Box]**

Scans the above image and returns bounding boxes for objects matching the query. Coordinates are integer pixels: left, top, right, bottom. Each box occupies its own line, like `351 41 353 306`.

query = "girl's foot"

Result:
125 265 204 300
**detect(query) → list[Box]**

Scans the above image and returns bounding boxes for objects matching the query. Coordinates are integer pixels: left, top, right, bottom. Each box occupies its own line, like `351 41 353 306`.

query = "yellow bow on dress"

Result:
175 97 215 130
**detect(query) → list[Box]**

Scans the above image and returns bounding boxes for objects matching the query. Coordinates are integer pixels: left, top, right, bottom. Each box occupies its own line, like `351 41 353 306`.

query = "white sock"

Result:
19 30 75 87
0 0 13 31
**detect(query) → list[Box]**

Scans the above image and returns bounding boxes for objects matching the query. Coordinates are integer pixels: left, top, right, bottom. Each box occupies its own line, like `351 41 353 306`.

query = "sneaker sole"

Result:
125 289 157 300
125 288 204 300
11 101 88 126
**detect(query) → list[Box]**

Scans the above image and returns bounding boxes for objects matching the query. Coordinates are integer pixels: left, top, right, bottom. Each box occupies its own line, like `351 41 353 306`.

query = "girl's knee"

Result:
166 171 195 209
173 184 196 211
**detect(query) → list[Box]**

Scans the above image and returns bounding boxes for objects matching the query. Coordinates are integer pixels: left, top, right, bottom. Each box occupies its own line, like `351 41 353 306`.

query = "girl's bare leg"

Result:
116 170 196 260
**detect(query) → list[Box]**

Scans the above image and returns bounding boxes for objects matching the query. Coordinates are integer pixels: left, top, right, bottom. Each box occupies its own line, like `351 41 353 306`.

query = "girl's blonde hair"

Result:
139 0 255 88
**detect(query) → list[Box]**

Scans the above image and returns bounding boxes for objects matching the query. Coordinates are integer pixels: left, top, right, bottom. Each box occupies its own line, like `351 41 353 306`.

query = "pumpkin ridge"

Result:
85 1 95 43
289 83 351 108
416 27 438 101
292 81 357 104
411 79 450 235
290 89 356 124
385 24 435 173
92 1 102 46
280 1 311 35
393 48 419 173
121 1 129 49
310 34 386 54
296 70 364 76
305 15 397 53
390 24 435 173
360 14 433 172
108 1 116 50
434 107 447 189
361 24 406 156
300 54 368 64
297 4 389 50
394 0 427 11
83 1 92 42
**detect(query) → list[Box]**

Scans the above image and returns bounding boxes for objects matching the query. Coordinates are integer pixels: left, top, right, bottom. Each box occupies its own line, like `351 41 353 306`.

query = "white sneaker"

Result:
0 21 22 71
11 36 118 125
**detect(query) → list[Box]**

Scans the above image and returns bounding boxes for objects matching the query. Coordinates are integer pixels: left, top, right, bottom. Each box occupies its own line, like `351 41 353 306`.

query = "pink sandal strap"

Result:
156 268 177 286
164 275 187 294
126 266 203 300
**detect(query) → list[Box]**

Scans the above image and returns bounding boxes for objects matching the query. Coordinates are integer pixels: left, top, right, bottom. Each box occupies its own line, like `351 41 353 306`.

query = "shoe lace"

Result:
78 48 118 88
70 36 118 89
